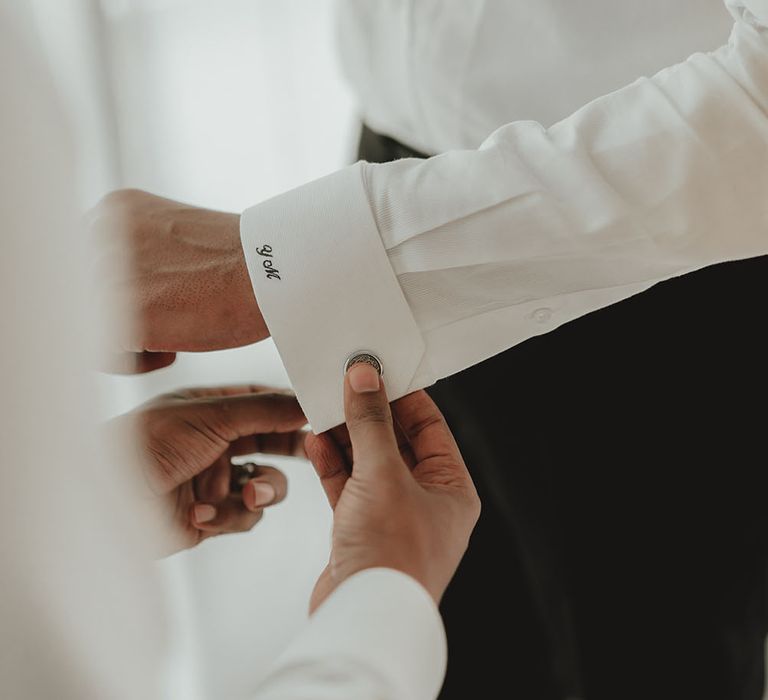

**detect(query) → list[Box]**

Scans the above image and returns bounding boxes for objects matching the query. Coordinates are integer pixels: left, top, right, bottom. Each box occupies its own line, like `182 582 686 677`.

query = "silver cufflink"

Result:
230 462 258 492
344 351 383 377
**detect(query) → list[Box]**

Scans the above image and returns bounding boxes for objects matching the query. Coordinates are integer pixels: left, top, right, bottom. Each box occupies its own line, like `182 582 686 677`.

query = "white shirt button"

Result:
532 307 553 323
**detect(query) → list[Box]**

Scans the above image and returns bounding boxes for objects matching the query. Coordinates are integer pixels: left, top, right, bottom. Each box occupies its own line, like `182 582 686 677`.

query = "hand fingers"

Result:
240 464 289 511
155 388 307 456
392 391 474 489
182 392 307 442
139 393 305 495
305 432 349 509
194 455 231 504
329 421 415 468
105 351 177 374
229 430 307 459
195 462 287 533
392 419 417 469
192 495 264 536
172 385 289 400
328 424 353 463
391 391 457 463
343 363 400 473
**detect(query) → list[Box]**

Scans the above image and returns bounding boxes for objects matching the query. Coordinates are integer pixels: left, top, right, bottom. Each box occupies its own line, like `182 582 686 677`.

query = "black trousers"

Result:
358 125 768 700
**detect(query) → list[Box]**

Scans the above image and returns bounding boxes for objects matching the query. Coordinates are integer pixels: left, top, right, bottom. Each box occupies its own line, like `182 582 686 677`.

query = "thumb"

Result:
344 360 400 474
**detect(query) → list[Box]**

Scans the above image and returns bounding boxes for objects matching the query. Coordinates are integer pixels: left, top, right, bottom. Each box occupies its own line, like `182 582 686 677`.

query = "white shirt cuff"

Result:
267 568 447 700
241 162 433 433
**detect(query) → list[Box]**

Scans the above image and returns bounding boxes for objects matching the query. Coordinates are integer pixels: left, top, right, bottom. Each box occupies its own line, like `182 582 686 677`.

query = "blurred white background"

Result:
15 1 768 698
29 1 357 698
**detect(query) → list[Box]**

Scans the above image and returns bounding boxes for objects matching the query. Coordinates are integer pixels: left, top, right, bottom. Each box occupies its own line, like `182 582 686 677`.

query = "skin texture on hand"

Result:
111 385 306 556
91 189 269 373
305 366 481 611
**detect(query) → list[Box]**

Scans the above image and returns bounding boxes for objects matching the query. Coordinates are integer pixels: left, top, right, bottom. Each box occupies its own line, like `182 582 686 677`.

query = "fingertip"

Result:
347 363 381 393
104 350 177 375
343 371 389 417
244 480 277 510
193 503 217 524
194 498 266 535
133 351 177 374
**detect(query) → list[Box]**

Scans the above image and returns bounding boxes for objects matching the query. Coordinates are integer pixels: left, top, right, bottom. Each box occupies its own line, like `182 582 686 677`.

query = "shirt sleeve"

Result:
241 0 768 433
253 568 447 700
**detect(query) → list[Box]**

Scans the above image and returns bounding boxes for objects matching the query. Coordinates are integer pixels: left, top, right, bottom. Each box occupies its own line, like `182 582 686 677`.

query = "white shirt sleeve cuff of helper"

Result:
267 568 447 700
240 162 432 433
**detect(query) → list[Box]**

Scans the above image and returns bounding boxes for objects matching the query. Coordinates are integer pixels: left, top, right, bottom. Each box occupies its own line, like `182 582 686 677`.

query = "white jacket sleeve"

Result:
241 0 768 433
254 569 447 700
0 8 167 699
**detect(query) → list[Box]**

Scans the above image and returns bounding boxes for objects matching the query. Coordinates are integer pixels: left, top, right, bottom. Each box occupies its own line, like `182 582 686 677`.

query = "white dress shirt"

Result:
0 6 445 700
241 0 768 433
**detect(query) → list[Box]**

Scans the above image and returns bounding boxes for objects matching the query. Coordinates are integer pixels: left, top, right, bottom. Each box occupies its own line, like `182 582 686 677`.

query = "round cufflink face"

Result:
344 352 383 377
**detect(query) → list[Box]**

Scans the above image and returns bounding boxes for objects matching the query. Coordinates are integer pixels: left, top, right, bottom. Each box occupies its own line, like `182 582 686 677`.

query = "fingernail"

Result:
347 363 380 393
250 481 276 507
194 503 217 523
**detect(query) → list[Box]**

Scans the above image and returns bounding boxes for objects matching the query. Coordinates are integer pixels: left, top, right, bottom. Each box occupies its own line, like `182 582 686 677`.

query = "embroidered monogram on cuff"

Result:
240 162 433 433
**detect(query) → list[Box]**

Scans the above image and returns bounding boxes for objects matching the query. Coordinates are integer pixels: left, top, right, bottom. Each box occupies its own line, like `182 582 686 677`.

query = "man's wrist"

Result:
232 239 267 337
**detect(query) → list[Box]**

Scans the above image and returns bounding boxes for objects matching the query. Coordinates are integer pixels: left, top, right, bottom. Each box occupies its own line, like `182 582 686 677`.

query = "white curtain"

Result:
30 1 356 697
